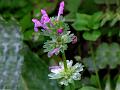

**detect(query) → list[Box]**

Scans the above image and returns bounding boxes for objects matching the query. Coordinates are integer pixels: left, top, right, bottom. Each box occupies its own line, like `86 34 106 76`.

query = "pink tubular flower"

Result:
41 9 50 24
32 19 42 32
48 48 60 57
32 10 50 31
57 1 64 20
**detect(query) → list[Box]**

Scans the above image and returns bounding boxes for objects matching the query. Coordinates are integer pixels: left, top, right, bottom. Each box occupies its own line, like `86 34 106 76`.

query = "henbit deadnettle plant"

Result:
48 60 84 86
32 1 84 86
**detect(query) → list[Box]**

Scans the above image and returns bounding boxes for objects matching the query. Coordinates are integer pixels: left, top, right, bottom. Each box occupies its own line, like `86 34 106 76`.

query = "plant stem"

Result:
62 51 68 71
116 0 120 7
105 0 110 10
90 42 102 90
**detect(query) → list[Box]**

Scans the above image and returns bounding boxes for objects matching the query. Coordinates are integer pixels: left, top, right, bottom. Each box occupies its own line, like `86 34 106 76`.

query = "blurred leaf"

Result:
90 75 98 87
88 12 103 30
96 43 120 69
94 0 117 4
21 46 60 90
110 8 120 27
72 13 90 31
115 75 120 90
83 43 120 71
65 0 81 20
72 12 102 31
83 57 96 72
20 13 32 31
79 86 98 90
105 75 111 90
65 0 81 12
100 11 114 27
83 30 101 41
0 0 27 9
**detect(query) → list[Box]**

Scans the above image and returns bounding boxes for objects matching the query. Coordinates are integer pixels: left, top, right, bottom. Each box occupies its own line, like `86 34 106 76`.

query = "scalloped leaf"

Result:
83 31 101 41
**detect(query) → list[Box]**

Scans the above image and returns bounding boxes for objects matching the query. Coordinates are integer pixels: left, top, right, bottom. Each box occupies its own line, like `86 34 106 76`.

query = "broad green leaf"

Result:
65 0 81 12
115 75 120 90
110 9 120 27
88 12 103 30
79 86 98 90
23 30 33 40
100 11 114 27
83 57 96 72
72 13 90 31
96 43 120 69
21 47 60 90
20 13 32 31
83 31 101 41
90 75 98 87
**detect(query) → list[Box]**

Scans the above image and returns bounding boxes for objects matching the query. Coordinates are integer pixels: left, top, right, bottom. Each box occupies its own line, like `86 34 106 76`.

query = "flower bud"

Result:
57 29 63 34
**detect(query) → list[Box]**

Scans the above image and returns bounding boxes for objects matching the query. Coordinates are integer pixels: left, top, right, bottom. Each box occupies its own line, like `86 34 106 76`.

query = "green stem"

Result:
116 0 120 7
62 52 68 71
105 0 110 10
90 42 102 90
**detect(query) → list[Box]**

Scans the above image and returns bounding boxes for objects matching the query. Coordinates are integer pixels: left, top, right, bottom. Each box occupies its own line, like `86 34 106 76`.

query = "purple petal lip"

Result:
49 66 61 70
32 19 42 32
48 48 60 57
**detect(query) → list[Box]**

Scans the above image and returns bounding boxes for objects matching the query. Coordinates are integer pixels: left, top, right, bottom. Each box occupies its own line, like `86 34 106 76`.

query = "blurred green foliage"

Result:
0 0 120 90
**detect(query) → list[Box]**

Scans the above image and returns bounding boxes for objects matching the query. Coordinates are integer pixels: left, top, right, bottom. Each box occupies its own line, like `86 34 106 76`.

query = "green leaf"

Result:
72 13 90 31
20 13 32 31
79 86 98 90
65 0 81 12
115 75 120 90
94 0 116 4
83 57 96 72
88 12 103 30
23 30 33 40
100 11 114 27
96 43 120 69
105 75 111 90
90 75 98 87
21 47 60 90
83 31 101 41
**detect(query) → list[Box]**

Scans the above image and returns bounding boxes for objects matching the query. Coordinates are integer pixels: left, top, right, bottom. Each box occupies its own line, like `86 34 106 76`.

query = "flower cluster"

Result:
32 1 77 57
48 60 84 86
32 1 83 86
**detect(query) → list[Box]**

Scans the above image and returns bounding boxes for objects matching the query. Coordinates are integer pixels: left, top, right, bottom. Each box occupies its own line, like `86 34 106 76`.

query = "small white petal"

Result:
67 60 73 67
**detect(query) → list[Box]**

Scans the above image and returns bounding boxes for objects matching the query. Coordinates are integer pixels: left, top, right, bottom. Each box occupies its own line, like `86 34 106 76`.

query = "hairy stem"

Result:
62 52 68 71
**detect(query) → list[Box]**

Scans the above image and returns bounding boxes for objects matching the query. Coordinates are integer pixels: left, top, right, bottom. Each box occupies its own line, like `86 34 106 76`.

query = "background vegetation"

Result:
0 0 120 90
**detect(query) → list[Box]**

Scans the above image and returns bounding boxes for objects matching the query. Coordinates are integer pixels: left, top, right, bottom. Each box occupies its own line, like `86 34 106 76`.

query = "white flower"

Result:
48 60 84 86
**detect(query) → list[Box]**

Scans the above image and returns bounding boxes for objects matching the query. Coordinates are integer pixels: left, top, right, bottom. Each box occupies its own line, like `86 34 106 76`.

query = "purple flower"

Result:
41 9 50 24
32 10 50 31
57 1 64 20
48 48 60 57
32 19 42 32
57 29 63 34
49 66 62 74
72 35 77 44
